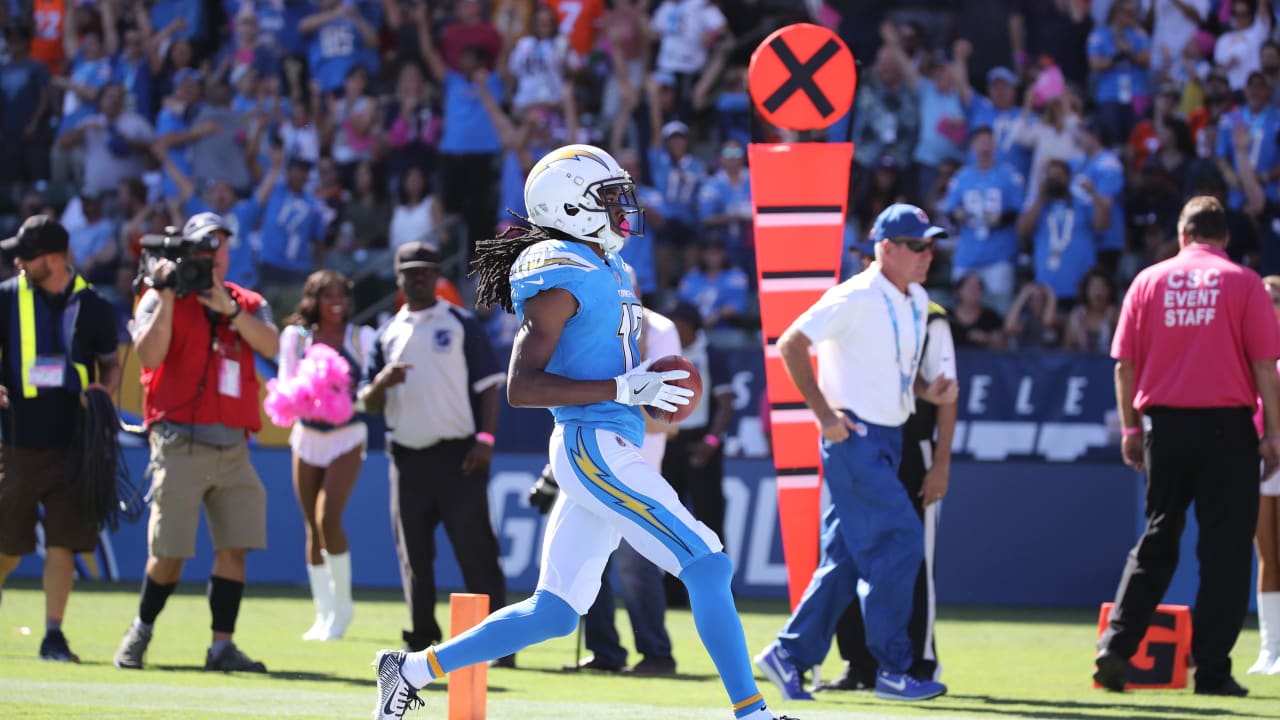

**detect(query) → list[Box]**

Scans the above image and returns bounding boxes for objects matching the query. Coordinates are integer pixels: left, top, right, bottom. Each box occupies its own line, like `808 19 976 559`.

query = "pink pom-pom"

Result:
264 378 300 427
276 343 356 425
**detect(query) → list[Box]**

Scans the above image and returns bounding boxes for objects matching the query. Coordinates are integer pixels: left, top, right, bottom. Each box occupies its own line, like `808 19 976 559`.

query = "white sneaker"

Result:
1248 646 1278 675
373 650 424 720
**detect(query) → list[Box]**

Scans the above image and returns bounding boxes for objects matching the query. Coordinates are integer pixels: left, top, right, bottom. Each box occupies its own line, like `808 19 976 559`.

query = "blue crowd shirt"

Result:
307 18 371 94
913 77 967 167
677 267 750 327
1072 150 1126 251
1087 25 1150 103
941 162 1026 269
439 70 503 154
966 95 1032 177
1032 192 1098 300
647 148 704 224
1217 104 1280 205
258 184 327 273
155 105 195 198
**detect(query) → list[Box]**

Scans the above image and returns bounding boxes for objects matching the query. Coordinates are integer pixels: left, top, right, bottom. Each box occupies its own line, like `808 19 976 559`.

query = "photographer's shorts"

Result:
0 445 99 555
147 430 267 558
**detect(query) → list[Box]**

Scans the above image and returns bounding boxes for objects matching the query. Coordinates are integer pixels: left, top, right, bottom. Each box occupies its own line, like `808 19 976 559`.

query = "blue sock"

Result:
680 553 767 718
210 638 232 657
46 618 61 634
434 590 578 674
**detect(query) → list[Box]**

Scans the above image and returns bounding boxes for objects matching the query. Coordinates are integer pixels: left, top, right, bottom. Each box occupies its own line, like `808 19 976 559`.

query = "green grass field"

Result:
0 580 1277 719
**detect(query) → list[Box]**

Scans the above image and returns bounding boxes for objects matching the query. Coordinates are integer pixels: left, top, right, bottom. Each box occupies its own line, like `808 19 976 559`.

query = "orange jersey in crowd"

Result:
547 0 604 57
30 0 67 74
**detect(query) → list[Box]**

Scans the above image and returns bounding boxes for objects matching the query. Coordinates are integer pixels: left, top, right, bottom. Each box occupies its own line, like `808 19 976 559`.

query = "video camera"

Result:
528 464 559 515
133 226 216 297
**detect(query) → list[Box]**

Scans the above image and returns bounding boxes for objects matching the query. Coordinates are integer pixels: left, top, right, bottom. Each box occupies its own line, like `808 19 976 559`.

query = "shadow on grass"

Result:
943 693 1277 720
145 664 512 693
519 666 718 682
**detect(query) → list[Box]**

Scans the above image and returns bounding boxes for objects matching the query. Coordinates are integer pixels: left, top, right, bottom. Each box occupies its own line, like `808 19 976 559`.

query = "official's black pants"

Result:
661 428 726 543
390 439 507 651
833 435 940 681
1098 407 1259 686
661 428 726 607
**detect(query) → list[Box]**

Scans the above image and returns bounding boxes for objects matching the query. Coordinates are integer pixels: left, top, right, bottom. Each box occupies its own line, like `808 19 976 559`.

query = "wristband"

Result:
703 433 721 449
226 301 242 321
1120 426 1142 437
476 432 496 447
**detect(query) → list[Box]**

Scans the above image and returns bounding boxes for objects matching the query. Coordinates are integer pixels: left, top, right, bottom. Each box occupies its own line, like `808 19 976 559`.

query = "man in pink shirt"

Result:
1098 195 1280 696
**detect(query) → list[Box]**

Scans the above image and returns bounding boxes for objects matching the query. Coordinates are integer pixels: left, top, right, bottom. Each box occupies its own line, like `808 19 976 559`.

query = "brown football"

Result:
644 355 703 425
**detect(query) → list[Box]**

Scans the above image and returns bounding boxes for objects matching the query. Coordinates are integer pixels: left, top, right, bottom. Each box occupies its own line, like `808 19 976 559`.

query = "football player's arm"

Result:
507 288 618 407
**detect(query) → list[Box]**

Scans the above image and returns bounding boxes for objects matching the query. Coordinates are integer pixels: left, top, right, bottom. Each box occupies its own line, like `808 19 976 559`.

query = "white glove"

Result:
613 359 695 413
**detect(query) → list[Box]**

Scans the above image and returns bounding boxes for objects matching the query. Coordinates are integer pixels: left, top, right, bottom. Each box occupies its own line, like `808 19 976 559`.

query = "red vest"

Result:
141 283 264 432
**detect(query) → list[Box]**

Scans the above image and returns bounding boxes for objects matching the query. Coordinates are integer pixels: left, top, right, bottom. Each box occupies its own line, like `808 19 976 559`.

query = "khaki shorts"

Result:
146 430 267 558
0 445 99 556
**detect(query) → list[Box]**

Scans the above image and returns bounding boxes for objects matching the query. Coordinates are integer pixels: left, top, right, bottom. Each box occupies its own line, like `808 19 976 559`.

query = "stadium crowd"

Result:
1 0 1280 353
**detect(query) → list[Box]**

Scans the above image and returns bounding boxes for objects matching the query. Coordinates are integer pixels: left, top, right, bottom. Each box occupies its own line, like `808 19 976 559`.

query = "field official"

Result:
1097 195 1280 695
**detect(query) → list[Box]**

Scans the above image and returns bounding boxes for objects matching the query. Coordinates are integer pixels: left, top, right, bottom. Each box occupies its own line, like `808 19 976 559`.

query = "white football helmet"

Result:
524 144 644 253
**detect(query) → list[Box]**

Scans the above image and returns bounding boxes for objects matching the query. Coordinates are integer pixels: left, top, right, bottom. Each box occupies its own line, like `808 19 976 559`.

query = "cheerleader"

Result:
278 270 376 640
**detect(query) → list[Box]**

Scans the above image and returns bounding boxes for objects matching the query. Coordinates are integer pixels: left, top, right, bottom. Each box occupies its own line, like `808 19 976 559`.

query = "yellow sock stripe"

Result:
426 647 444 679
731 692 764 712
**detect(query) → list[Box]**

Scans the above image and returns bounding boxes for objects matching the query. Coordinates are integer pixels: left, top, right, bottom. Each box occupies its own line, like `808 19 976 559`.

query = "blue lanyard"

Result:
879 289 922 403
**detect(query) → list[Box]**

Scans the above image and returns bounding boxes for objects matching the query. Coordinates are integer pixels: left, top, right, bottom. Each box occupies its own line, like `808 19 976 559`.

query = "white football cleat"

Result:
373 650 424 720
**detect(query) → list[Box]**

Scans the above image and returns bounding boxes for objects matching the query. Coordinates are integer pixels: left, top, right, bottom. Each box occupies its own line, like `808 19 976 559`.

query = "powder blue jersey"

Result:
941 162 1025 269
510 239 645 446
1032 195 1098 300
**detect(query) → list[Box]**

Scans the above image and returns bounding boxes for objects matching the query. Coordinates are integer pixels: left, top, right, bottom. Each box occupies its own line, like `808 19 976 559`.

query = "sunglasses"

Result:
889 237 935 253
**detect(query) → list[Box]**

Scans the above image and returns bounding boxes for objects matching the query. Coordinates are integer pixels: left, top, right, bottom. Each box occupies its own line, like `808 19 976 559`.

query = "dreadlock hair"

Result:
469 221 570 313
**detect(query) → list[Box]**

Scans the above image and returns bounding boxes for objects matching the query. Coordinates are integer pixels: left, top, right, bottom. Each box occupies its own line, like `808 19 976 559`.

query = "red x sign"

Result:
748 23 857 132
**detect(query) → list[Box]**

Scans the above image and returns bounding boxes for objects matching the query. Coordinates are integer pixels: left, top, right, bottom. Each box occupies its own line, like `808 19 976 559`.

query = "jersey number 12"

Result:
617 302 643 371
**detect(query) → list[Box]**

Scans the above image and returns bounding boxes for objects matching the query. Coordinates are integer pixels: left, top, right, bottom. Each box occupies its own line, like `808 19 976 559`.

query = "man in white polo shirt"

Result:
360 242 509 658
755 204 958 703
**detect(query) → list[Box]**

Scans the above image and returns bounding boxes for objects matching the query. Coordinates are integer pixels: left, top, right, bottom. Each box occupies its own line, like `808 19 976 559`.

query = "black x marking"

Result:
762 37 841 117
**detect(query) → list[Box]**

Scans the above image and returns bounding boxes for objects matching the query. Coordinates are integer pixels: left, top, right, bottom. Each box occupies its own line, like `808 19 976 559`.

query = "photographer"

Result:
113 212 280 673
0 215 121 663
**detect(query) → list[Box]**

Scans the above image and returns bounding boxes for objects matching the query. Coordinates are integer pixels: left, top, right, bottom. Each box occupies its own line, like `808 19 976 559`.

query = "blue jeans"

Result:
584 540 673 665
776 411 923 674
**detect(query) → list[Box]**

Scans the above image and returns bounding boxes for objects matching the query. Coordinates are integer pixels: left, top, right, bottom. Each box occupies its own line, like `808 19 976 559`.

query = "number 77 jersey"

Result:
511 238 646 446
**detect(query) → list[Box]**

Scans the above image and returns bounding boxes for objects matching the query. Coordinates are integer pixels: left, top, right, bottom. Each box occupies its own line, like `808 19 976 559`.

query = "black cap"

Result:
395 241 440 272
1 215 69 260
664 301 703 331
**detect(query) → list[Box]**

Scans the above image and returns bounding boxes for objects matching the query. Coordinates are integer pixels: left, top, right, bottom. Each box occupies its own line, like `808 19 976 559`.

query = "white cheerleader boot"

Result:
1248 592 1280 674
304 561 335 640
324 550 354 640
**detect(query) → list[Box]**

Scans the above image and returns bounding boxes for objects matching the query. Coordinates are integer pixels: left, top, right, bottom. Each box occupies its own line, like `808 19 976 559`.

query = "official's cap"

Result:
868 203 947 243
1 214 69 260
183 211 233 239
395 241 440 271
